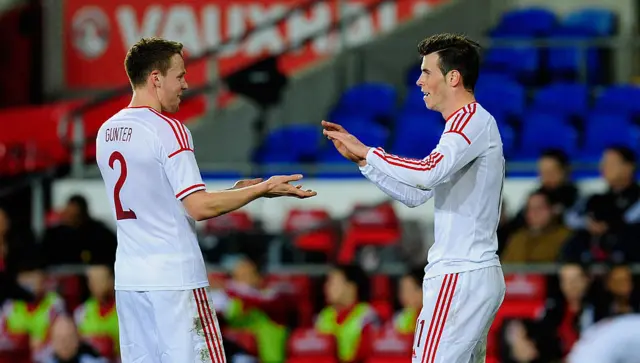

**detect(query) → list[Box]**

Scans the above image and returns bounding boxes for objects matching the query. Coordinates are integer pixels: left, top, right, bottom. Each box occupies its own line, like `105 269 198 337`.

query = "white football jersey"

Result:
568 314 640 363
96 106 208 291
362 102 504 278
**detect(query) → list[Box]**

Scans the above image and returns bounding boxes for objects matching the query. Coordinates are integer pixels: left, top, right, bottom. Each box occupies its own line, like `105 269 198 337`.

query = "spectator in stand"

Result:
501 191 571 263
499 319 561 363
593 263 639 320
537 262 596 359
209 256 294 363
41 195 117 266
0 205 36 275
3 257 66 362
73 264 118 362
566 146 640 230
497 199 515 255
391 268 423 334
509 149 579 231
40 315 108 363
561 195 632 263
315 264 379 363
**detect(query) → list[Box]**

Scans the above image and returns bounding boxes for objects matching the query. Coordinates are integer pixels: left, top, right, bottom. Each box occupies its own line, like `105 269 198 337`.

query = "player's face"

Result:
416 53 448 112
157 53 188 113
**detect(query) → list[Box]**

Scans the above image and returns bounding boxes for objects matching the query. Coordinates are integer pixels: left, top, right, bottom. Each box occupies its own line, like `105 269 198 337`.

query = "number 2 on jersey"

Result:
109 151 137 220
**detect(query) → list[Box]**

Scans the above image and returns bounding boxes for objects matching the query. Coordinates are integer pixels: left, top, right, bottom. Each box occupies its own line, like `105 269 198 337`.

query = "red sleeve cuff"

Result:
176 183 206 199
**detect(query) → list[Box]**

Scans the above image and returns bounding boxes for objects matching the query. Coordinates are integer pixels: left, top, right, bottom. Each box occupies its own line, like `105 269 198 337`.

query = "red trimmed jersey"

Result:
363 102 504 278
96 106 208 291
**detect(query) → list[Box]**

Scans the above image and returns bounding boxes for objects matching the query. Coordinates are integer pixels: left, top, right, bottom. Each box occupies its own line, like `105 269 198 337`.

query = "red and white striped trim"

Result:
193 287 226 363
421 273 459 363
176 183 206 199
143 107 194 157
373 148 444 171
444 103 476 145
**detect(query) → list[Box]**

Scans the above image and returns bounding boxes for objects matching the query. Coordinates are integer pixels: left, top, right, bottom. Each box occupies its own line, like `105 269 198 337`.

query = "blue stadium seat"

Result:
498 123 516 158
400 88 429 115
330 83 397 121
491 7 557 37
517 112 578 158
391 111 443 159
562 8 616 36
594 85 640 117
317 121 389 163
546 33 602 83
475 77 526 120
581 113 639 158
406 64 422 87
255 124 321 164
531 83 589 117
482 41 540 83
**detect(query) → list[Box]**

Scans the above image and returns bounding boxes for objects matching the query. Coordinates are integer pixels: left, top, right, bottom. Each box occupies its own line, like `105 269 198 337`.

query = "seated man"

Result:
315 264 379 363
392 268 423 334
73 264 118 361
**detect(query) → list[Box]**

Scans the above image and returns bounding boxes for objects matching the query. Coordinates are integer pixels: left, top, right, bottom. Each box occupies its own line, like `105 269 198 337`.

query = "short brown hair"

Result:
418 33 481 92
124 37 184 88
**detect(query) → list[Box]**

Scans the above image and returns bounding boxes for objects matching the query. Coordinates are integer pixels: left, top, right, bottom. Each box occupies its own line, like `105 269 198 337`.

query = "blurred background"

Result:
1 0 640 362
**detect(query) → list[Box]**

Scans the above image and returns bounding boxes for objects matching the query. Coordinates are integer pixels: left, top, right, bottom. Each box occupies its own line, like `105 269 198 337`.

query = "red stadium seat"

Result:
84 336 116 361
223 328 257 355
51 275 83 312
366 329 413 363
287 328 338 363
371 300 393 324
339 202 401 263
284 208 337 255
371 274 392 301
265 274 314 327
504 273 547 301
204 210 254 235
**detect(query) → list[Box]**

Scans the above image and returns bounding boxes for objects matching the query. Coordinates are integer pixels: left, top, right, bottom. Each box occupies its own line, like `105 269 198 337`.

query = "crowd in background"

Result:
0 147 639 363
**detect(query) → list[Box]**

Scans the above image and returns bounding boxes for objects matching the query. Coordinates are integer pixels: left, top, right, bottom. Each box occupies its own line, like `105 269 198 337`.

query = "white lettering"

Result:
244 4 287 56
413 1 432 17
287 3 332 54
378 2 397 33
202 5 221 50
343 2 374 48
221 5 245 57
116 5 163 48
162 6 202 55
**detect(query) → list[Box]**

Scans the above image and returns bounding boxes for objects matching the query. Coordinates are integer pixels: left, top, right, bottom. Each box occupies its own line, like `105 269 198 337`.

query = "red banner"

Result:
63 0 448 89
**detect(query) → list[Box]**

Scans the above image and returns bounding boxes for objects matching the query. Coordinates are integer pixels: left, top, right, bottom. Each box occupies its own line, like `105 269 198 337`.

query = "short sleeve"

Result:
154 111 206 200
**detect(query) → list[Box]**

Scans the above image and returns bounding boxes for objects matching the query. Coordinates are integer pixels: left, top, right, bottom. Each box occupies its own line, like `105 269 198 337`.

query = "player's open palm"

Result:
265 174 317 199
321 120 364 163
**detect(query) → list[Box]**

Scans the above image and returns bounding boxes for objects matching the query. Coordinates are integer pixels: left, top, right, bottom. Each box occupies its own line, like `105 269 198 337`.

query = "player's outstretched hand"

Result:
322 121 370 161
265 174 317 199
321 120 367 165
231 178 264 189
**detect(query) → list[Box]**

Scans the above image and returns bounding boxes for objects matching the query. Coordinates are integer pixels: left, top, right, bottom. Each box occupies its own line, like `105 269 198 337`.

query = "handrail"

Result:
58 0 407 172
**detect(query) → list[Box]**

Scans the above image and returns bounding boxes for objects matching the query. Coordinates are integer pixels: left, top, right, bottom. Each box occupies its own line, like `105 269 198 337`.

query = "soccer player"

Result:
322 33 506 363
567 314 640 363
96 37 316 363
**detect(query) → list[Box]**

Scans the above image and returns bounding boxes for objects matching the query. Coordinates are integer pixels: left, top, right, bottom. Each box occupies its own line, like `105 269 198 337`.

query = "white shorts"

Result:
115 287 227 363
412 266 505 363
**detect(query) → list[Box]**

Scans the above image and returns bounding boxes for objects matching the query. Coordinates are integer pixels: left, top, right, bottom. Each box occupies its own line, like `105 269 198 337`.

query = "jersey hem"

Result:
423 259 501 279
115 281 209 291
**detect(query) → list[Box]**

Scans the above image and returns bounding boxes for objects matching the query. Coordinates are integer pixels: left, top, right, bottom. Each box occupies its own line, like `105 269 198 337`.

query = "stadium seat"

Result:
284 208 337 255
482 42 540 83
530 83 589 118
204 210 255 235
371 274 392 301
546 33 603 84
490 7 557 37
594 85 640 117
503 274 547 302
287 328 338 363
266 274 315 327
318 121 389 163
338 202 401 263
475 77 526 120
561 8 616 36
223 328 258 356
366 330 413 363
518 112 578 158
255 124 322 164
371 300 394 323
391 111 443 159
581 113 640 158
330 83 397 121
400 88 429 115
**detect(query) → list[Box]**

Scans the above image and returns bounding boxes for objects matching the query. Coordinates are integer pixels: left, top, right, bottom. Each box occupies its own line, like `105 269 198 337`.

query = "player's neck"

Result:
129 90 162 112
441 92 476 121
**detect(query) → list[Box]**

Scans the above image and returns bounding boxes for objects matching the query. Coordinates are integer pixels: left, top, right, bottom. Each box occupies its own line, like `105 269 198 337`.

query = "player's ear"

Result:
448 70 461 87
150 70 161 88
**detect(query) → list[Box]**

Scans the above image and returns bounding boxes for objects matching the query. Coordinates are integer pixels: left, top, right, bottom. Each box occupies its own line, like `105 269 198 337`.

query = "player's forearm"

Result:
187 184 268 221
360 164 433 208
365 147 448 191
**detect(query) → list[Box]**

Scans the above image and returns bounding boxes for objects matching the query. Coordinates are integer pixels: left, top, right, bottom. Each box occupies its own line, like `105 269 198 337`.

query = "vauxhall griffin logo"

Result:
71 6 110 60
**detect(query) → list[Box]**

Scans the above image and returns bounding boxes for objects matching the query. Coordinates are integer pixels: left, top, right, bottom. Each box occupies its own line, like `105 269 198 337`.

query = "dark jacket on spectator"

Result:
41 219 116 266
